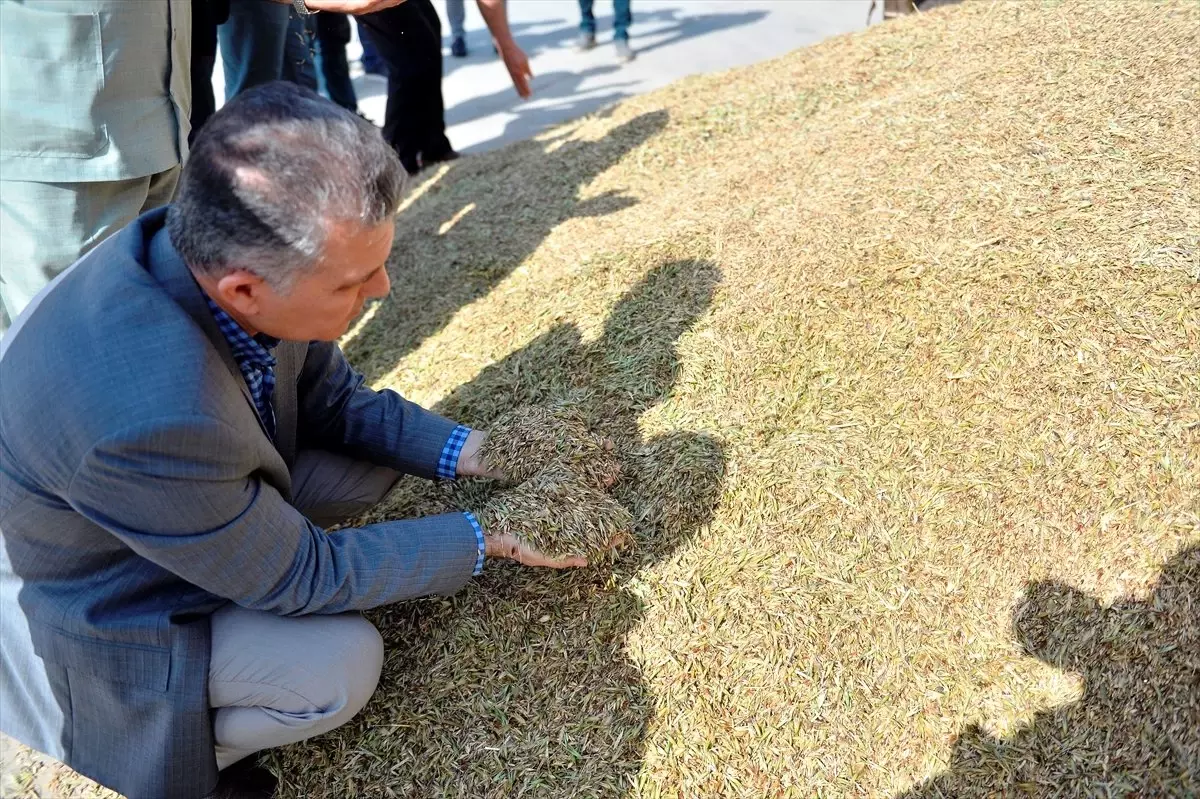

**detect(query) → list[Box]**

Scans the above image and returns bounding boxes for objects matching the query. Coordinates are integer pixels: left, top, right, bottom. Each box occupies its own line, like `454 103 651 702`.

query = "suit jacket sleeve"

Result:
296 340 460 479
66 415 480 615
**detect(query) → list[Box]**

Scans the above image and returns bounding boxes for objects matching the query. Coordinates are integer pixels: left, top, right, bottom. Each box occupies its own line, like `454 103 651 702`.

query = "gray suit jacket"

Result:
0 209 480 798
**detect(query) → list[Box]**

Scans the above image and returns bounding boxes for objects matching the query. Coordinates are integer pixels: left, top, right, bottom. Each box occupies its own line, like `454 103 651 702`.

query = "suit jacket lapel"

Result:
272 342 302 468
145 223 274 445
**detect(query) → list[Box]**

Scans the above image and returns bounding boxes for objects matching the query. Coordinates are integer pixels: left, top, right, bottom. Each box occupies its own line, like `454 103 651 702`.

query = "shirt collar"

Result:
203 295 279 369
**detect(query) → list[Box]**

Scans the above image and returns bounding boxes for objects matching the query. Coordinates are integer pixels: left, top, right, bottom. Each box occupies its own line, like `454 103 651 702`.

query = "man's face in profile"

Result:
218 219 395 342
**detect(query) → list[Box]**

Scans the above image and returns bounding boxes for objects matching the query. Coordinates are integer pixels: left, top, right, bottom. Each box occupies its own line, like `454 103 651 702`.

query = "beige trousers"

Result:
0 167 180 334
210 451 400 770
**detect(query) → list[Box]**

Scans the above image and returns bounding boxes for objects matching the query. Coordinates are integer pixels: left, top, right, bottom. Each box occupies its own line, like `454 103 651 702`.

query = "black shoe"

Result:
451 35 468 58
399 150 422 175
204 757 278 799
417 149 461 170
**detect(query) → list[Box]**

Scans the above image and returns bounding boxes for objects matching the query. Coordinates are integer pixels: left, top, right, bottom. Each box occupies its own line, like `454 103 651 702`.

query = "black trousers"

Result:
190 0 231 144
358 0 452 174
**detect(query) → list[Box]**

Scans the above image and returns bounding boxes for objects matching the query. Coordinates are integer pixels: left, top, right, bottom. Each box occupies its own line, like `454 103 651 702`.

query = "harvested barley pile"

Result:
373 403 631 560
481 403 622 489
5 1 1196 797
289 0 1200 796
471 403 631 561
478 462 633 561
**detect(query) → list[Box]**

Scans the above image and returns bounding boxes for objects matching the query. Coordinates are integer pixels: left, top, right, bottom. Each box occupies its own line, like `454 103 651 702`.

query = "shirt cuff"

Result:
436 424 472 480
463 511 485 576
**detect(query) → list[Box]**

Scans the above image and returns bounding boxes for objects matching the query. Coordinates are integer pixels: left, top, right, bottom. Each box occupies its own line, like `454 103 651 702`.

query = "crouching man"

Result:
0 82 585 799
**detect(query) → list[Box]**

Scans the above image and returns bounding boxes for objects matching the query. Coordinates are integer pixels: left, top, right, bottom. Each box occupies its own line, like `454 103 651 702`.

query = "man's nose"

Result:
365 267 390 300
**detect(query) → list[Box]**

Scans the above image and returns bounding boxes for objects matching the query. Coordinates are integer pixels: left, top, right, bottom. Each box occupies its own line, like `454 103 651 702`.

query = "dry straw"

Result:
477 462 634 561
10 1 1197 797
475 404 630 560
271 0 1200 793
480 404 622 490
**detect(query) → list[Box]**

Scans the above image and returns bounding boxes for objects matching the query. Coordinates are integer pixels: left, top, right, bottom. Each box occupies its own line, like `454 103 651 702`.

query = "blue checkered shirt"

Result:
205 296 279 440
205 297 485 575
440 426 486 576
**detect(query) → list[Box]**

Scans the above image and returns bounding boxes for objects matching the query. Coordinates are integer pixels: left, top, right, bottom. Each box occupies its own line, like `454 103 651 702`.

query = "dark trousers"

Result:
358 0 452 174
356 19 386 74
281 9 318 91
189 0 230 143
218 0 291 102
316 13 358 111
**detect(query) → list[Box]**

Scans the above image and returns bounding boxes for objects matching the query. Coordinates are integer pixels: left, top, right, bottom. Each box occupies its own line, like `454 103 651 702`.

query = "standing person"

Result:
217 0 291 101
0 0 191 336
576 0 635 63
218 0 403 104
280 6 319 91
446 0 504 59
192 1 233 143
358 0 532 175
446 0 468 57
0 83 599 799
315 13 360 111
356 17 388 75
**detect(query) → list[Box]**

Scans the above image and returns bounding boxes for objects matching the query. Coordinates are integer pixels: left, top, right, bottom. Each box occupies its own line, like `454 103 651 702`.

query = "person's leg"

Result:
189 0 222 143
218 0 290 101
209 603 384 770
141 165 182 214
211 450 394 766
445 0 466 40
576 0 597 50
358 0 450 174
413 0 453 161
358 6 424 173
315 13 359 111
289 449 400 528
280 9 319 91
611 0 634 61
446 0 467 57
612 0 632 40
578 0 597 34
0 171 175 334
356 18 386 75
189 53 218 143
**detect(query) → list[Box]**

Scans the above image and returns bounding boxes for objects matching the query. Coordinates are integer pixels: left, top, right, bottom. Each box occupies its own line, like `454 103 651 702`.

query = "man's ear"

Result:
214 270 268 317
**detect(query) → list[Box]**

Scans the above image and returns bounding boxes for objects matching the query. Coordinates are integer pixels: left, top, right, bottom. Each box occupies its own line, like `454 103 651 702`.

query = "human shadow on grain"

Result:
341 108 669 387
277 261 725 797
897 546 1200 798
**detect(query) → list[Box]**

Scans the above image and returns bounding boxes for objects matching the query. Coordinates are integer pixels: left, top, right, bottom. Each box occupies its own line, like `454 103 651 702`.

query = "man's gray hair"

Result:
167 82 405 291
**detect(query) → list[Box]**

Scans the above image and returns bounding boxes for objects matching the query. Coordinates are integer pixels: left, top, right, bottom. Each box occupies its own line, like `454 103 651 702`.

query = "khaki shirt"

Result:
0 0 192 183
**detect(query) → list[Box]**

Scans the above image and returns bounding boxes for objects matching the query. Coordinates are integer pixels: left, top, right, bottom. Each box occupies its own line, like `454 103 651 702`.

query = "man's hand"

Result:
497 42 533 99
485 533 588 569
475 0 533 99
457 430 504 479
299 0 407 13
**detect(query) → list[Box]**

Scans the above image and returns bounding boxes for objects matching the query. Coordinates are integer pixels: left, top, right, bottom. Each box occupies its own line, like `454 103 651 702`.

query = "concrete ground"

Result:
216 1 879 154
367 0 875 153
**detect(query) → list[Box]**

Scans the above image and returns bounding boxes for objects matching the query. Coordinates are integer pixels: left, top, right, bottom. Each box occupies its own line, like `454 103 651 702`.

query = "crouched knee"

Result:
323 615 385 726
